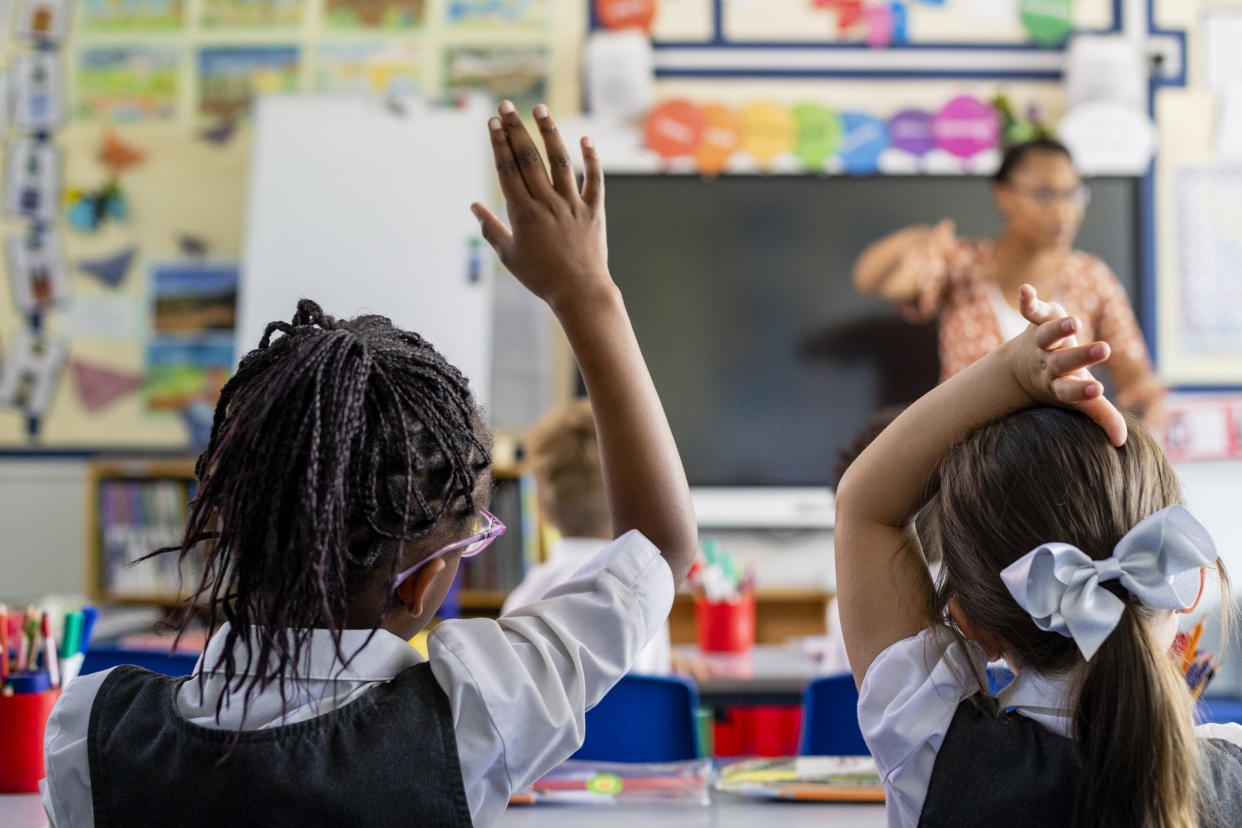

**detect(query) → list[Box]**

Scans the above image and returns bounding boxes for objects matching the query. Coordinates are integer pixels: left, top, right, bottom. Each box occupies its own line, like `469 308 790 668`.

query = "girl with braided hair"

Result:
41 101 697 828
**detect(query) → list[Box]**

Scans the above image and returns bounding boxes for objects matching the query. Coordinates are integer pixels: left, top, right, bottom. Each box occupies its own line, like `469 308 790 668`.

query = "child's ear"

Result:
948 596 1005 661
395 558 448 618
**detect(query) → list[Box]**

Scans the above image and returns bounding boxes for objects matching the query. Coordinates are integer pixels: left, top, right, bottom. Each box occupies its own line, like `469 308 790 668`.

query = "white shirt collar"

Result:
995 666 1077 738
196 622 423 684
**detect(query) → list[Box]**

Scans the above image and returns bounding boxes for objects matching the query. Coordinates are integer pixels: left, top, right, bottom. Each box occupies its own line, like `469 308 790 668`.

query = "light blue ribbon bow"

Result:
1000 505 1217 660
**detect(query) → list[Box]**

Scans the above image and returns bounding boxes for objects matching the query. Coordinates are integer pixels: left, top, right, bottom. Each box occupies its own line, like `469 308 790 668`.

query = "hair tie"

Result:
1000 505 1216 660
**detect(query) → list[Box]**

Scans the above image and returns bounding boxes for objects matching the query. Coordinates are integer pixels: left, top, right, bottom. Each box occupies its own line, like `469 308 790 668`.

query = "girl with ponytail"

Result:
835 285 1242 827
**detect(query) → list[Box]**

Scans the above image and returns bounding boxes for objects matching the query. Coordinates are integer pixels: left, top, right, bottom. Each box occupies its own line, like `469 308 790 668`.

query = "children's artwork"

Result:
4 140 59 223
10 51 64 131
739 101 797 165
645 100 704 160
70 359 143 413
198 46 301 119
793 103 842 170
888 109 935 156
81 0 185 31
837 111 890 173
1172 166 1242 362
76 47 180 122
443 48 547 111
1020 0 1074 46
5 231 68 312
66 179 129 233
0 329 67 421
201 0 305 27
325 0 424 28
695 104 741 176
16 0 70 42
933 95 999 158
98 130 148 172
146 263 238 412
315 42 421 95
78 246 137 288
591 0 651 31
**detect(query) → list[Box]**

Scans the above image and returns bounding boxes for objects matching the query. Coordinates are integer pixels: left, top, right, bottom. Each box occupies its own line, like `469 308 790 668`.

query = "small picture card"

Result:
6 231 68 312
4 139 59 222
0 328 67 420
10 51 63 131
17 0 70 43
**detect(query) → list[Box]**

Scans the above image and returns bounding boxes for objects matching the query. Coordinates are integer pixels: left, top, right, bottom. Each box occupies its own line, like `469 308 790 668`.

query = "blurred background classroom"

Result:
0 0 1240 812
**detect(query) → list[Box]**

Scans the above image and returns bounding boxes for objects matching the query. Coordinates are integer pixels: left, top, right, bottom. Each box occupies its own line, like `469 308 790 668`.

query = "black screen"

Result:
602 174 1140 487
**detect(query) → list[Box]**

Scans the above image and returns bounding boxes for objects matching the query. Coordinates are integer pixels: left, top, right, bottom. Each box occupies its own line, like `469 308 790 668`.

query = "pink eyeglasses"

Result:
392 509 506 591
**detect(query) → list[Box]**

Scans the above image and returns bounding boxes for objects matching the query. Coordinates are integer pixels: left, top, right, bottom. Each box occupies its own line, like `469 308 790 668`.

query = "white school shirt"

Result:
41 529 674 828
502 536 671 676
858 626 1242 828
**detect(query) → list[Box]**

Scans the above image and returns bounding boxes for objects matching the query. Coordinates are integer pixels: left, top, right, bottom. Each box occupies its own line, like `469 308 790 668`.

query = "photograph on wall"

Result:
315 41 421 95
4 141 60 224
76 46 180 121
324 0 424 29
6 231 69 313
0 329 68 421
443 47 548 111
201 0 306 27
198 46 300 119
145 263 237 412
445 0 549 29
11 51 64 131
81 0 186 31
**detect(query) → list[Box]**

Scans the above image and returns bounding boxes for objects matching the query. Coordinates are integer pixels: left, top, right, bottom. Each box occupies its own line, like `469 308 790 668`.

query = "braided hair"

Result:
155 299 490 727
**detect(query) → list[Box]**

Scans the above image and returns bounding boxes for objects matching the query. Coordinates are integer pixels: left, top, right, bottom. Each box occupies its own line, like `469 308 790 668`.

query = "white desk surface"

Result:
4 792 887 827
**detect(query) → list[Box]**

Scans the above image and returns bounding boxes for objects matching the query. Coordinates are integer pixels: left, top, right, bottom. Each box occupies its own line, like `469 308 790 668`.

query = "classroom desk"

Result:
3 792 888 827
499 796 886 827
677 644 823 707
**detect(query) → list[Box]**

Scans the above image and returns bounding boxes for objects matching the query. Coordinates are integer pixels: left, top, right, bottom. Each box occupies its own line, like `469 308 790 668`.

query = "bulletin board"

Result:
0 0 585 453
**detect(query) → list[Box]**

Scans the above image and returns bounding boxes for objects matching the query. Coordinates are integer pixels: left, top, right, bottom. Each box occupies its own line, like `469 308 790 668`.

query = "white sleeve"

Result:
428 529 674 827
40 668 114 828
1196 722 1242 749
857 627 985 828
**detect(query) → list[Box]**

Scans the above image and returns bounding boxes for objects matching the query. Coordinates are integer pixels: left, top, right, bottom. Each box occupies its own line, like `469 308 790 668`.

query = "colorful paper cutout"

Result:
1020 0 1074 46
594 0 655 31
864 3 895 48
933 95 1000 158
199 118 239 146
739 102 796 165
838 111 890 173
66 179 128 233
70 359 142 412
98 131 146 172
645 100 704 159
695 105 741 176
888 109 936 156
78 246 137 288
177 234 210 258
793 103 842 170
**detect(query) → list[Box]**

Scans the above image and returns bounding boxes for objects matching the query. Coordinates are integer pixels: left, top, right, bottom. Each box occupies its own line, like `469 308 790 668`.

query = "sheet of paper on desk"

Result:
716 756 884 802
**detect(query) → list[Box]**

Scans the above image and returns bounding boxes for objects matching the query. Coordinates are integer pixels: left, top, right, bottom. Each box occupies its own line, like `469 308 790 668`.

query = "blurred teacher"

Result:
852 138 1165 419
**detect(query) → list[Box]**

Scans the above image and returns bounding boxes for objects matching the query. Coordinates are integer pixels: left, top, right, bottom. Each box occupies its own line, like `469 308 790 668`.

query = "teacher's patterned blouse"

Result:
902 237 1154 391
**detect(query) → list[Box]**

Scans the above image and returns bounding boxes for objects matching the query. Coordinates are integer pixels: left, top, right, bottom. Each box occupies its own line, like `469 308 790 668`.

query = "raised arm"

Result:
852 218 956 300
834 286 1127 686
471 102 697 586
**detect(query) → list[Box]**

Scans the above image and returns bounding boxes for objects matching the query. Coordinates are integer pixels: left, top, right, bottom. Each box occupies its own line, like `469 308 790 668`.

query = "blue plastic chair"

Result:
799 673 869 756
81 645 199 677
572 674 701 762
1197 697 1242 725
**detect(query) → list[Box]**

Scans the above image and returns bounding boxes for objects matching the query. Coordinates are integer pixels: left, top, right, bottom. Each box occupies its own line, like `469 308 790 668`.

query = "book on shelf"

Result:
98 478 200 600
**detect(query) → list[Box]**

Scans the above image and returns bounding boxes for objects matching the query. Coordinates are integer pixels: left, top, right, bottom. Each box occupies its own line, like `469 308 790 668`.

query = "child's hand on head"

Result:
471 101 610 314
1011 284 1128 447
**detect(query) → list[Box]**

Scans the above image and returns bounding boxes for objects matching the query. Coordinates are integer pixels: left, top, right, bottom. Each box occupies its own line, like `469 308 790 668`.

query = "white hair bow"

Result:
1000 505 1216 660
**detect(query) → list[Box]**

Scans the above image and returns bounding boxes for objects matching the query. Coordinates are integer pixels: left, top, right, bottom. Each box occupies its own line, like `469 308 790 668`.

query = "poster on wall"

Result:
201 0 306 27
77 47 180 121
198 46 301 119
1172 166 1242 364
81 0 185 31
16 0 71 43
11 51 64 131
6 231 68 312
145 263 237 413
315 42 421 94
446 0 549 29
324 0 424 28
4 140 59 223
443 47 548 110
0 329 67 421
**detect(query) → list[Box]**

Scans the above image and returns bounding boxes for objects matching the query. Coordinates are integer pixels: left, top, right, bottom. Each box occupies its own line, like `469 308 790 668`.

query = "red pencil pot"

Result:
695 595 756 653
0 689 61 793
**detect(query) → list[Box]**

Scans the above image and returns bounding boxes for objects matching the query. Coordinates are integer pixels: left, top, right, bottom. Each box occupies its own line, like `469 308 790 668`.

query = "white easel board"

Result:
240 94 494 404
